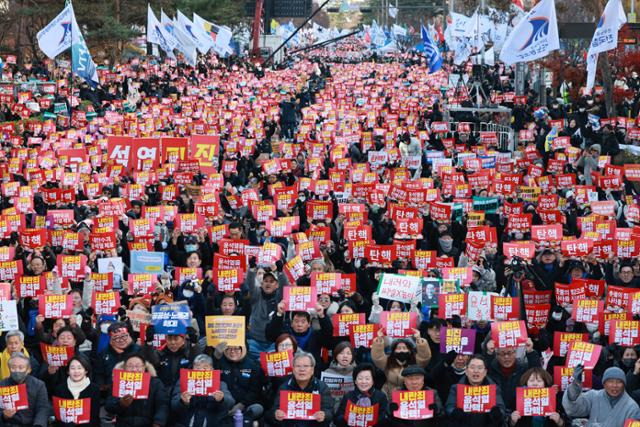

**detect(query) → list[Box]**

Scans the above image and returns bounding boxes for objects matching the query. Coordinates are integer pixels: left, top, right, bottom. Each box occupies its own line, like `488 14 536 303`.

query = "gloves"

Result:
275 259 284 272
249 256 257 269
445 350 458 367
145 325 155 344
572 364 584 382
489 406 503 424
214 341 228 359
372 293 380 306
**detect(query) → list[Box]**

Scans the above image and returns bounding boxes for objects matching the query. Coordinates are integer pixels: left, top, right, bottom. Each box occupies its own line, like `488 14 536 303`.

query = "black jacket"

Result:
170 379 235 427
266 312 333 363
52 380 102 427
156 344 200 394
334 388 388 427
487 351 541 410
0 375 50 427
93 342 141 390
214 353 263 407
387 385 444 427
104 376 169 427
445 377 506 427
266 375 334 426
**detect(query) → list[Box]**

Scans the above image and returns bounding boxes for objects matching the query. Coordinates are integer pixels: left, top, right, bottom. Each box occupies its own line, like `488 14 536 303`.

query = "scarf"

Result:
67 376 90 399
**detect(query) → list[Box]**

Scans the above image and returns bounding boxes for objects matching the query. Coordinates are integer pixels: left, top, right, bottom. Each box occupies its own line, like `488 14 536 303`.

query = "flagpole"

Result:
67 0 74 102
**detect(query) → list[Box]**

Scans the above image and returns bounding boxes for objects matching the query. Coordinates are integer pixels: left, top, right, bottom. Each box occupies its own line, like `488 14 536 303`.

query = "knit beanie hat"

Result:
602 367 626 385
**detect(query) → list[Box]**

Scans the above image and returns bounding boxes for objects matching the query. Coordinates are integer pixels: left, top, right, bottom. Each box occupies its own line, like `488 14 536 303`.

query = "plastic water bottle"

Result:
233 409 243 427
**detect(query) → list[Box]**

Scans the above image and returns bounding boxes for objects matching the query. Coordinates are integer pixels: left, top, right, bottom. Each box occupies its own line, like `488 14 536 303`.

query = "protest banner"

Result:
344 401 379 427
91 291 120 315
490 296 520 321
379 311 417 339
279 390 321 420
39 294 73 318
392 389 435 420
456 384 497 413
565 341 602 369
128 273 156 296
439 293 467 319
90 272 113 292
112 369 151 399
52 397 91 424
349 323 379 348
554 366 593 391
490 321 528 348
0 384 28 410
572 299 603 323
215 268 244 292
127 310 151 333
467 291 496 321
205 315 245 347
40 342 74 367
332 313 365 337
129 251 164 274
0 300 18 331
376 273 421 303
321 371 354 400
152 303 191 335
15 275 44 298
282 286 317 311
516 387 556 416
553 332 588 358
609 320 640 346
179 369 221 396
440 328 476 354
260 349 294 377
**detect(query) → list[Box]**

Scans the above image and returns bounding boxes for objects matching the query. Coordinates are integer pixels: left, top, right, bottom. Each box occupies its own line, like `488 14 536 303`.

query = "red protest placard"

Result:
56 255 87 280
502 242 536 260
350 323 379 348
574 279 605 299
438 293 467 319
561 239 593 257
0 383 28 410
565 341 602 369
39 294 73 318
15 275 45 298
555 282 586 306
40 343 74 367
456 384 497 413
284 255 305 284
332 313 365 337
516 387 556 416
525 304 550 333
179 369 221 396
128 274 156 296
606 286 636 310
625 420 640 427
345 401 379 427
491 296 520 321
392 389 434 420
52 397 91 424
364 245 396 268
379 311 417 339
279 390 321 420
553 332 588 357
609 320 640 346
215 268 244 293
92 291 121 315
490 321 528 348
112 369 151 399
260 349 294 377
572 299 603 323
312 272 342 296
554 366 593 391
282 286 317 311
531 224 563 242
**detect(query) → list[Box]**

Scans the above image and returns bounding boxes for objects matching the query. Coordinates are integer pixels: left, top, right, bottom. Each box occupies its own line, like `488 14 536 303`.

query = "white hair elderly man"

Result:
0 352 50 427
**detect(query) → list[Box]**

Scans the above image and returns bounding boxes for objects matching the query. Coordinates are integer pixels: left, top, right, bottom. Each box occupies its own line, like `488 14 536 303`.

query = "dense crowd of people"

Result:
0 37 638 427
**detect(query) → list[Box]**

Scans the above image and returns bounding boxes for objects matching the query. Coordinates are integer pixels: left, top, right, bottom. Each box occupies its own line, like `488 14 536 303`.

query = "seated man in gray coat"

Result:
563 365 640 427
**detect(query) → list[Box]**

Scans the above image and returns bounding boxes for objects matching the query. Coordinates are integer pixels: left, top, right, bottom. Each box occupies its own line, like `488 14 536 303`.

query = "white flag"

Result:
193 13 232 56
162 11 196 66
37 4 73 59
388 4 398 19
176 10 212 54
147 5 177 56
585 0 626 92
499 0 559 65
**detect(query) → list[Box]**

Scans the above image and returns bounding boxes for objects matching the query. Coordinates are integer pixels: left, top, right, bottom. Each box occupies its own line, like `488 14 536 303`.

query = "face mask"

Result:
622 358 636 368
185 244 198 252
585 322 598 333
299 196 306 202
439 238 453 252
551 311 562 321
395 352 411 362
10 371 27 384
183 289 194 298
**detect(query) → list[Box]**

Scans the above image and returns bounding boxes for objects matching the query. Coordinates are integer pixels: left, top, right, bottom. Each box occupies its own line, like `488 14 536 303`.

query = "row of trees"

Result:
0 0 247 65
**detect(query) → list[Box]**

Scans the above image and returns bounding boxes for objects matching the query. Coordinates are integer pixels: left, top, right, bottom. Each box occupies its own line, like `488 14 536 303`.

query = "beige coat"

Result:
371 336 431 399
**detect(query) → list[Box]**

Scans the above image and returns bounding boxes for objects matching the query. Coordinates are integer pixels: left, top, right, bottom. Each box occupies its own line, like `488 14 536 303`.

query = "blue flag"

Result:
421 25 442 73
